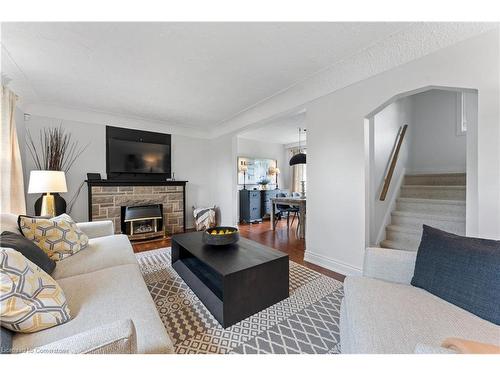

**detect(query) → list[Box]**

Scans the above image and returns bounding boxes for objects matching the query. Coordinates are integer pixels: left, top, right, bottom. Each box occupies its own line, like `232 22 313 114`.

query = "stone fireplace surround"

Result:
86 180 187 236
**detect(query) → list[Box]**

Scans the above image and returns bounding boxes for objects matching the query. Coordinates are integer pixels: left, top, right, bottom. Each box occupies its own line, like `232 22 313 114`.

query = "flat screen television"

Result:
106 126 171 180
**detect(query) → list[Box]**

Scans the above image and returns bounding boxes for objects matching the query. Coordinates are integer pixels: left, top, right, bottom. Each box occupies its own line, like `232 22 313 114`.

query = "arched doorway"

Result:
364 86 478 250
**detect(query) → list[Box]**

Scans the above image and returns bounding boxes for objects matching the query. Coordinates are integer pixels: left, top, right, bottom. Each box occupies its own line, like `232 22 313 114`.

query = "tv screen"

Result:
108 138 170 174
106 126 171 178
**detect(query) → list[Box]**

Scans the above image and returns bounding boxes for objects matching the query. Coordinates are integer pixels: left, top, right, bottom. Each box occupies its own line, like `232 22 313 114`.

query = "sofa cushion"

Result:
12 264 174 354
413 343 456 354
18 214 89 261
30 319 137 354
411 225 500 325
1 327 12 354
0 213 20 235
0 248 71 333
51 234 137 280
76 220 114 239
342 276 500 354
1 231 56 275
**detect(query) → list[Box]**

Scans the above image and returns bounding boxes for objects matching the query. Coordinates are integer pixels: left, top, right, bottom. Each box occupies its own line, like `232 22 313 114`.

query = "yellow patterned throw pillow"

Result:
18 214 89 261
0 247 71 333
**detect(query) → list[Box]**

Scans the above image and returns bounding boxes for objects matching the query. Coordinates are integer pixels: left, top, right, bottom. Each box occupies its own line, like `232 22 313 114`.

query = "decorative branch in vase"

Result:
26 124 89 215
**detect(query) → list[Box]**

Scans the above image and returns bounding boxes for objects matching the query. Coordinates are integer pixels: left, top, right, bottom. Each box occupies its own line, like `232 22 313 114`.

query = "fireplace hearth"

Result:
86 180 187 235
121 204 164 241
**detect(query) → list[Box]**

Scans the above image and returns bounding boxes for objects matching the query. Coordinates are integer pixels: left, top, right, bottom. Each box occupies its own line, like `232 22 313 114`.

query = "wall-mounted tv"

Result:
106 126 171 180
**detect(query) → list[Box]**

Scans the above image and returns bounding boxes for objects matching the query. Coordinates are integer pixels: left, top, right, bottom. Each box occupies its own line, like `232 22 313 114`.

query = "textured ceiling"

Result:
212 22 497 137
238 111 306 145
1 22 411 128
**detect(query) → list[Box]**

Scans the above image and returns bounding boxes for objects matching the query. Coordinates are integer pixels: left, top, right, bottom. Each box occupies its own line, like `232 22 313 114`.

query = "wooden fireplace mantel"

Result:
86 179 187 187
86 179 188 235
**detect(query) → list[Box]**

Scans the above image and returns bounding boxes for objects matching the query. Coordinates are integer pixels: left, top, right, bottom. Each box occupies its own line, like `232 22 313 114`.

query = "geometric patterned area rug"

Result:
136 247 344 354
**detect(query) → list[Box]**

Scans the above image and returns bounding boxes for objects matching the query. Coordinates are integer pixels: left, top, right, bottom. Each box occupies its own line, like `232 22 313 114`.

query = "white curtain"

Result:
1 86 26 214
289 147 307 193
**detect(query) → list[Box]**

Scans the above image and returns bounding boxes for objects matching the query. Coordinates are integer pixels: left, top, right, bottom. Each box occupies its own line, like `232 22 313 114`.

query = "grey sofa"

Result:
0 213 174 354
340 247 500 354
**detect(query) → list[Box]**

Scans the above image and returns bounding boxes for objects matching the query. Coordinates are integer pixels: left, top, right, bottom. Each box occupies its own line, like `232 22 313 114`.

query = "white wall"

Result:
304 29 500 276
209 134 238 226
370 96 412 244
172 135 213 226
236 137 289 190
408 89 467 174
21 115 213 228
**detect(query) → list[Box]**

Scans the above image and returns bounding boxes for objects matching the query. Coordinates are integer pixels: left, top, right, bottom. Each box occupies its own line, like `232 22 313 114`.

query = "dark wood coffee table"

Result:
171 231 289 328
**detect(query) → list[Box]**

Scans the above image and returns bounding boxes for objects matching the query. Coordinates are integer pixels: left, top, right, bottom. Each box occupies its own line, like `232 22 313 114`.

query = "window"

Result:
456 92 467 136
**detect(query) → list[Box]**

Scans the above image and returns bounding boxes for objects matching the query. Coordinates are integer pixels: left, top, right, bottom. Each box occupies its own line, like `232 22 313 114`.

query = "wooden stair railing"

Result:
379 124 408 201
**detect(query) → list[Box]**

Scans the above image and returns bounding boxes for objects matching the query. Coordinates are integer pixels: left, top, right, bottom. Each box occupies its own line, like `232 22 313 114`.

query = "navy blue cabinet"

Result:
239 190 262 223
239 189 288 223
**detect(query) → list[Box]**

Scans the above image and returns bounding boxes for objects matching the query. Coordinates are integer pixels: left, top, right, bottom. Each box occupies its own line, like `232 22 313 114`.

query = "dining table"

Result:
270 196 306 239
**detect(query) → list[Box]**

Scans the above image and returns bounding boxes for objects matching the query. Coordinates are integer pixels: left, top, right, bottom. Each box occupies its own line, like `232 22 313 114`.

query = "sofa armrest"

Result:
363 247 417 285
414 343 457 354
28 319 137 354
77 220 114 239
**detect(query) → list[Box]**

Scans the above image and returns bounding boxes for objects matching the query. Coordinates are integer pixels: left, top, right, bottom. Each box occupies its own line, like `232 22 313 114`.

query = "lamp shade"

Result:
28 170 67 194
289 153 306 166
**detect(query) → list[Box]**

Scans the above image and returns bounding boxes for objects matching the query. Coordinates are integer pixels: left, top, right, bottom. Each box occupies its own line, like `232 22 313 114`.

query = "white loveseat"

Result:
340 247 500 354
0 213 174 354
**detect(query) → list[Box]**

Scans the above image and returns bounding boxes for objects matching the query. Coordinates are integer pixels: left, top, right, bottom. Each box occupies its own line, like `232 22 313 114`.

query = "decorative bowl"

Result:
202 226 240 246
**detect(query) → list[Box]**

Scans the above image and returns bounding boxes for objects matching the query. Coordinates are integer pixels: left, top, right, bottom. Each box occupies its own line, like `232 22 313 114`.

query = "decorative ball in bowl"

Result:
202 226 239 246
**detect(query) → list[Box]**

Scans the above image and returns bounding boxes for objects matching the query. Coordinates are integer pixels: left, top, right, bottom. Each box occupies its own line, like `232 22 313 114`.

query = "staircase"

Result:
380 173 466 251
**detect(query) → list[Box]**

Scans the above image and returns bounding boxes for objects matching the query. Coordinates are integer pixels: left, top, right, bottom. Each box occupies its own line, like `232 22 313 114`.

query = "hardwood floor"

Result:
238 219 345 282
131 236 173 253
132 218 345 282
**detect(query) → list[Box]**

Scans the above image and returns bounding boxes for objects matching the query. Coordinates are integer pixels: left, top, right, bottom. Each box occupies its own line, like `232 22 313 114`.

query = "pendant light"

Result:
289 128 306 166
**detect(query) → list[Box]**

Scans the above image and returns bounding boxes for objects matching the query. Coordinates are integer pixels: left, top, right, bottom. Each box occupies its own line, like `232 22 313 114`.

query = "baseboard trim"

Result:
304 251 362 277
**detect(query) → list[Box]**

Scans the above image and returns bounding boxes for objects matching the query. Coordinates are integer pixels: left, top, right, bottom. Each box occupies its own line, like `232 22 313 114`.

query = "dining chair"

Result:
275 192 299 230
291 192 302 236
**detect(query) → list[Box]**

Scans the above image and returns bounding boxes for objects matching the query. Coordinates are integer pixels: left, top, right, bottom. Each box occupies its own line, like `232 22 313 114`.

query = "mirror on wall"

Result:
237 156 277 186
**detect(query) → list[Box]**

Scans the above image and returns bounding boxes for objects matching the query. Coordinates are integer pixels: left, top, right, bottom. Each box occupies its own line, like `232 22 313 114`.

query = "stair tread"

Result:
402 185 466 189
387 224 466 236
383 174 467 249
391 210 465 222
405 173 465 177
386 224 422 234
397 197 466 205
380 239 418 251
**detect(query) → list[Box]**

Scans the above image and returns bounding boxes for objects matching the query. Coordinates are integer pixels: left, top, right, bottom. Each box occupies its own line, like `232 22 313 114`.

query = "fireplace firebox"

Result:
121 204 164 241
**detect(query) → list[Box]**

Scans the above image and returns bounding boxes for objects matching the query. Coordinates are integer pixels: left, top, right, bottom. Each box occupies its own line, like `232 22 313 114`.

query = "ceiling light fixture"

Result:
289 128 306 166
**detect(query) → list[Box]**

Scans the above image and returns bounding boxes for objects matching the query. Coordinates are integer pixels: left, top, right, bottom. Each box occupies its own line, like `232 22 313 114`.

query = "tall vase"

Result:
34 193 67 216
